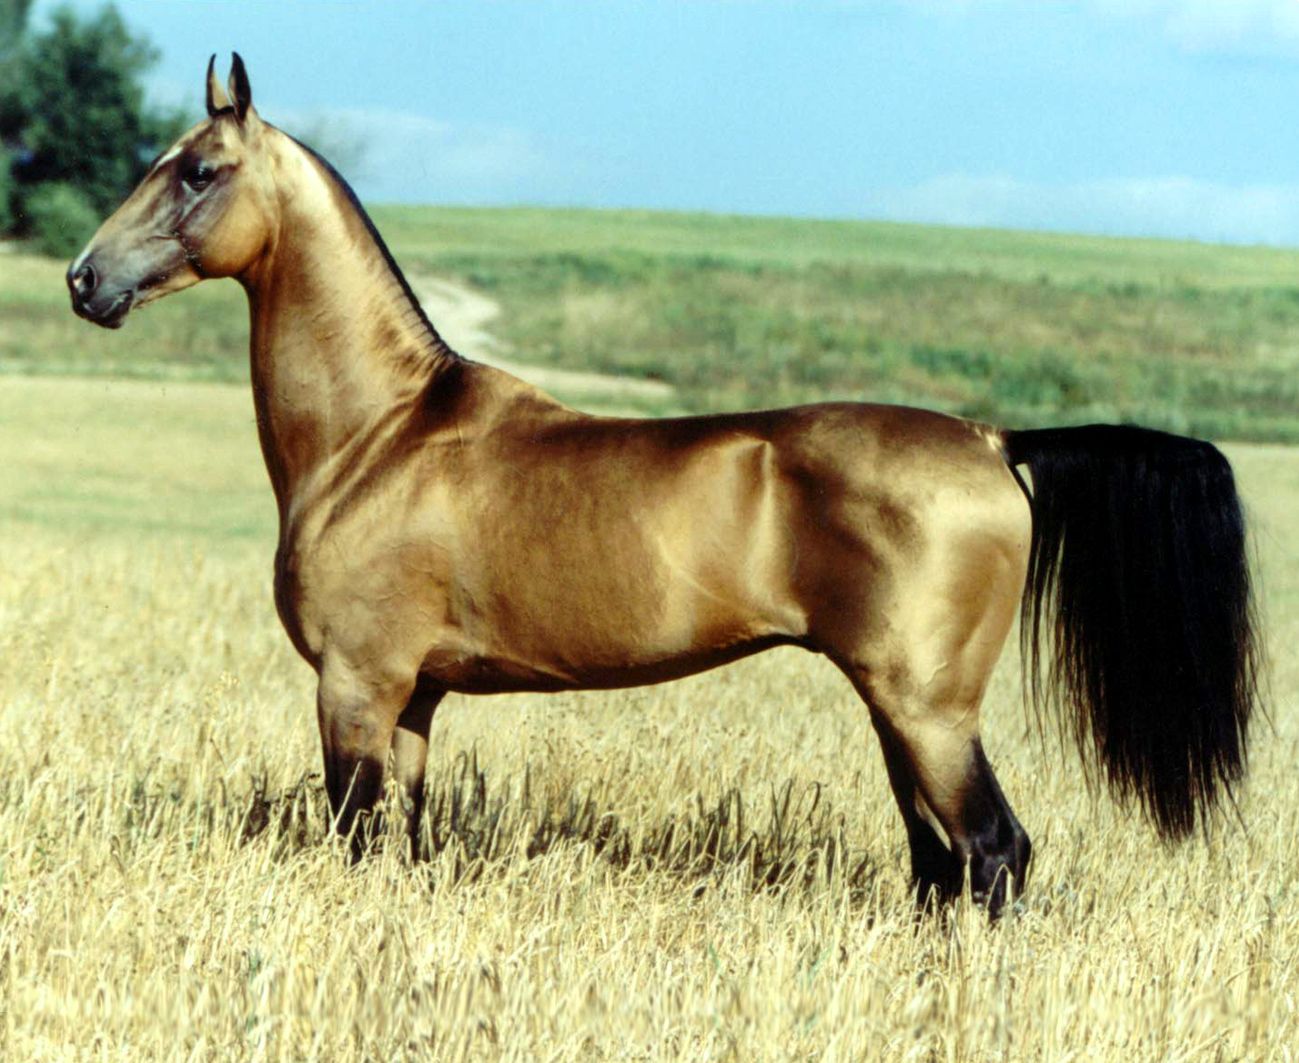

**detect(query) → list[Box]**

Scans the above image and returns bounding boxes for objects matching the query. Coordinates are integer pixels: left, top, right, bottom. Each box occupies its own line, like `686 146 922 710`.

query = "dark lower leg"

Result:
391 683 443 861
873 722 964 907
953 741 1032 914
906 813 964 909
317 669 406 862
874 718 1030 915
325 752 387 862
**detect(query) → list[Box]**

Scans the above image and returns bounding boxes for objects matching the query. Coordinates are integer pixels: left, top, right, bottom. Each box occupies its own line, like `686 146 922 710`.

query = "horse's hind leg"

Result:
849 664 1031 914
390 680 444 861
827 507 1032 912
869 718 964 906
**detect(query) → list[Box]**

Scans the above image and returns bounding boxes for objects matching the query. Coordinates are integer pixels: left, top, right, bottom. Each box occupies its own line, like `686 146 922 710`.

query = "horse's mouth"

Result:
72 289 134 330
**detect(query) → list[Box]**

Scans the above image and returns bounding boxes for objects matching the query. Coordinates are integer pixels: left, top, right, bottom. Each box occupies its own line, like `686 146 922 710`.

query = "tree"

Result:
0 0 30 230
1 3 184 230
0 0 32 56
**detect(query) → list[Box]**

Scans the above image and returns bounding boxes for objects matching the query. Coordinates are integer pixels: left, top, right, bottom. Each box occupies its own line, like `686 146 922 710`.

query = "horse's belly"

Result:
417 499 805 691
420 628 801 694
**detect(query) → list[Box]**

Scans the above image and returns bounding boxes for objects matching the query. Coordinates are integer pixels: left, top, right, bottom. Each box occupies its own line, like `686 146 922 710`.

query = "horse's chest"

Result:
273 527 461 667
272 542 319 664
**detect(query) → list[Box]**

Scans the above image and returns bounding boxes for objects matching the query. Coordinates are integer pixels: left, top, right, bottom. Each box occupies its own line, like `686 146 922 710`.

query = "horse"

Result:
66 55 1260 914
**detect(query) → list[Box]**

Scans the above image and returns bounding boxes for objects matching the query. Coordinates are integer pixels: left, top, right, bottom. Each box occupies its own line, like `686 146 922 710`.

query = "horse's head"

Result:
68 54 274 328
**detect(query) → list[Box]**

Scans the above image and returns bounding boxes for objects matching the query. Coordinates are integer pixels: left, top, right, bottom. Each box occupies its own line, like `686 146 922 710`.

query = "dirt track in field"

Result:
413 274 676 411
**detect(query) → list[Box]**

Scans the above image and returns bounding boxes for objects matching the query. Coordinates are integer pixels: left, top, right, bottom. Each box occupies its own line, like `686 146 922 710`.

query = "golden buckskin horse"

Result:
68 56 1260 914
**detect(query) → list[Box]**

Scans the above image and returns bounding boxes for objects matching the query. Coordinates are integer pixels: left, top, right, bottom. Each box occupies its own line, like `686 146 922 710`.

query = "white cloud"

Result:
865 173 1299 245
887 0 1299 57
275 107 551 205
1076 0 1299 57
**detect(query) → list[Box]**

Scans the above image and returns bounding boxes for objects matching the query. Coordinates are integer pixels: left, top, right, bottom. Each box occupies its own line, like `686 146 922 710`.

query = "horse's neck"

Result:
241 146 458 518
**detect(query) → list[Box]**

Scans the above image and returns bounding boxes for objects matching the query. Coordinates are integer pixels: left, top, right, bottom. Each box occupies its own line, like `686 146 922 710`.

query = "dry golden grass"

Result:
1 376 1297 1060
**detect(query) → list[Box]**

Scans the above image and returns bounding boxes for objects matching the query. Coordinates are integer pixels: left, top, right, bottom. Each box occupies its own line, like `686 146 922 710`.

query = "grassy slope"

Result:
7 206 1299 437
0 375 1297 1058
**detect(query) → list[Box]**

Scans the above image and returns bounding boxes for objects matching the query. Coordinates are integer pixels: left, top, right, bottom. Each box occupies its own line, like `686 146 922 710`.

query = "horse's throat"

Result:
246 280 434 515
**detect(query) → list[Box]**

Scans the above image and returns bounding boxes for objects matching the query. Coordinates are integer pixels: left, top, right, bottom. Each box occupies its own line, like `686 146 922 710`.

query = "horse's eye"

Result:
182 163 215 191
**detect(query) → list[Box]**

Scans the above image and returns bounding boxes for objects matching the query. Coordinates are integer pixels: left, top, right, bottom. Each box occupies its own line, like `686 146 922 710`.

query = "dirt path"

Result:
412 275 676 411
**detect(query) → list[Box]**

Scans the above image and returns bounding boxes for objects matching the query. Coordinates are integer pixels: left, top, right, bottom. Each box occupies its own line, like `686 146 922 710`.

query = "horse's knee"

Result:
319 663 409 751
316 664 411 853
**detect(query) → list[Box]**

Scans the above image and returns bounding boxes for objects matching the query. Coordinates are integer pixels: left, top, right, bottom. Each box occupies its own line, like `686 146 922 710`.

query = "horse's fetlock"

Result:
964 825 1031 915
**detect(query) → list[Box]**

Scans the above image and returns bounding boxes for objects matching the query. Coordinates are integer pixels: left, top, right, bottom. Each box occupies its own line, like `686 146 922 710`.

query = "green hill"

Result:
6 207 1299 440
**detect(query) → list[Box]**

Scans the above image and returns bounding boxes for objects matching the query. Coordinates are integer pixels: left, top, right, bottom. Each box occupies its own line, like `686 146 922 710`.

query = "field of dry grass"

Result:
1 373 1297 1060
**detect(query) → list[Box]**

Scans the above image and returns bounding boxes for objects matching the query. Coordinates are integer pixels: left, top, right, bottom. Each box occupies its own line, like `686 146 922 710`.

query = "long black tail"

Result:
1005 425 1261 839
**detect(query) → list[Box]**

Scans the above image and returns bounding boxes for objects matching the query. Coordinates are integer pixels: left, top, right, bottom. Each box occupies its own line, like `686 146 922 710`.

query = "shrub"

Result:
0 146 13 233
24 181 98 258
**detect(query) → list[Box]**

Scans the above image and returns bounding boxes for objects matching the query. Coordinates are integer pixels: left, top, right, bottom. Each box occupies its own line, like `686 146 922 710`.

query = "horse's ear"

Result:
205 54 231 116
228 52 253 122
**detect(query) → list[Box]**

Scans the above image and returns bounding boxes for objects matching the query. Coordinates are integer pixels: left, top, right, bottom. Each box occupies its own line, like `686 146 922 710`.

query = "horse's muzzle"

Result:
67 258 133 329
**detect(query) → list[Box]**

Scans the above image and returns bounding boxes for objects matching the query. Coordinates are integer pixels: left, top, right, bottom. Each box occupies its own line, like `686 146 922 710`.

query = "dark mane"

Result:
286 133 459 362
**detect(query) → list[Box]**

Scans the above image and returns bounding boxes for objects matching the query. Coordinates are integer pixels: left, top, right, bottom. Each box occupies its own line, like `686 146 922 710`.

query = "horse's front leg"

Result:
390 680 444 861
316 659 414 860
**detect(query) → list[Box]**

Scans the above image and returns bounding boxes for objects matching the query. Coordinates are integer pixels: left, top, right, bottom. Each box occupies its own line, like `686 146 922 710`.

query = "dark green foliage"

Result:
0 0 32 49
25 181 98 257
0 0 31 215
1 3 184 242
0 145 12 231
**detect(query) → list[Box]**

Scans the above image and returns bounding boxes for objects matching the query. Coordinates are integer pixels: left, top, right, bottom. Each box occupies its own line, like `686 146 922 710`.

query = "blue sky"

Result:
36 0 1299 245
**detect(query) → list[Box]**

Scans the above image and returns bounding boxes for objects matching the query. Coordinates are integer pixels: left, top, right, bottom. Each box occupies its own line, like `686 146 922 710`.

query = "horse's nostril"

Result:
69 262 98 300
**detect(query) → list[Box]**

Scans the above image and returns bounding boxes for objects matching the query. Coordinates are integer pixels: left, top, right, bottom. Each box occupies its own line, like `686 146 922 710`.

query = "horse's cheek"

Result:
199 194 270 277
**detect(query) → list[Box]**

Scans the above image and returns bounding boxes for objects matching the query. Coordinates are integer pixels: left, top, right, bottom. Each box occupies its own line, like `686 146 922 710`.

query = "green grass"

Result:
8 206 1299 439
0 251 248 382
0 375 272 545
